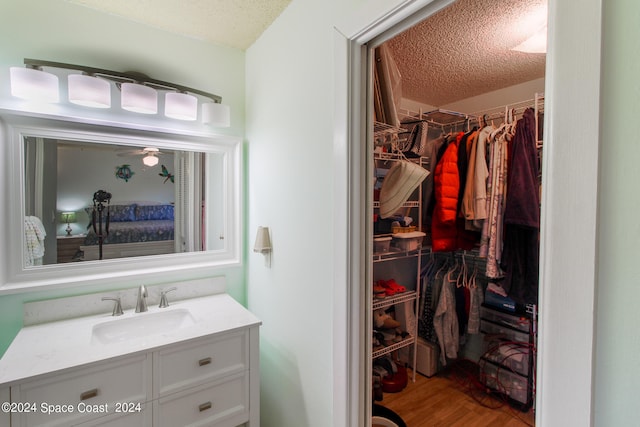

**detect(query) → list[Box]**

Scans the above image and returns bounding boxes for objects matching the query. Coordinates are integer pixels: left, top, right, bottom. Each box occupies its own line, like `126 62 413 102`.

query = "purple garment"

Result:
504 108 540 228
501 108 540 305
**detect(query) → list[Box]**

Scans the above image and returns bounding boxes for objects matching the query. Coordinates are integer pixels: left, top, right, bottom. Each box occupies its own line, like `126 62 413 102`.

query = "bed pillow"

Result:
135 204 174 221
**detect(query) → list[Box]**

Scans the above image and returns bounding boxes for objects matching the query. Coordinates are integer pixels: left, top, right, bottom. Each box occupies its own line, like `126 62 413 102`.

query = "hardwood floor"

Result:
378 361 535 427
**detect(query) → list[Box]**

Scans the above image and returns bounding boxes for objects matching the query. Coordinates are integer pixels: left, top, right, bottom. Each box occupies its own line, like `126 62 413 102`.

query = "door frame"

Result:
333 0 602 426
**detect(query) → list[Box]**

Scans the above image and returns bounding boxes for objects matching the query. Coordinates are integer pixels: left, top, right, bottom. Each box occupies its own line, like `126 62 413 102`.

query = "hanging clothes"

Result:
433 269 459 365
480 123 512 278
501 108 541 305
421 134 447 228
431 133 477 252
471 125 493 229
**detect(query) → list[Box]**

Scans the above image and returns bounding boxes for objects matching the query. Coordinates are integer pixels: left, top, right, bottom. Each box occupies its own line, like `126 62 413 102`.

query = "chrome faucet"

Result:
159 287 177 308
135 285 148 313
102 296 124 316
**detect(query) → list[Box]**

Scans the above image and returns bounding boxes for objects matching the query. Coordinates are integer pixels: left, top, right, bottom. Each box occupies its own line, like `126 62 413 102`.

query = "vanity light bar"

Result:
9 58 230 126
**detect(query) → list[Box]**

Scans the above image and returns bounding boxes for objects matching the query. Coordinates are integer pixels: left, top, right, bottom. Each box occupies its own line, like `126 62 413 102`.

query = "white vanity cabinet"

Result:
1 386 10 426
10 354 151 427
0 293 261 427
153 331 251 427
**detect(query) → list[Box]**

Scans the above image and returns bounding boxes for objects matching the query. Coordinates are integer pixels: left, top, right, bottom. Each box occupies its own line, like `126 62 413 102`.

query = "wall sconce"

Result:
202 102 231 127
68 74 111 108
120 82 158 114
9 66 59 103
253 226 272 267
60 211 77 236
9 58 231 126
165 92 198 121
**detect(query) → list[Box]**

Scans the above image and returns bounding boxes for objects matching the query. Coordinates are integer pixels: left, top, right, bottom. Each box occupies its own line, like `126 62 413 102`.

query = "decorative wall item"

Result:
115 164 135 182
159 165 174 183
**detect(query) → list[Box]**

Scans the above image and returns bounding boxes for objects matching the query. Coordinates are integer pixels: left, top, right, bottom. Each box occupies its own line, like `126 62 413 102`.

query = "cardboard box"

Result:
399 337 440 377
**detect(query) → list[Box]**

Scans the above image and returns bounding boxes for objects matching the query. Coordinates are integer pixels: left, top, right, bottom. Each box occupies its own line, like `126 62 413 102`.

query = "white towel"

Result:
24 216 47 266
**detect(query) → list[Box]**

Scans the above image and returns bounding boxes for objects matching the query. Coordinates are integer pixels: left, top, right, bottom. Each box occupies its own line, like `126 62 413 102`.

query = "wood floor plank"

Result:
377 363 535 427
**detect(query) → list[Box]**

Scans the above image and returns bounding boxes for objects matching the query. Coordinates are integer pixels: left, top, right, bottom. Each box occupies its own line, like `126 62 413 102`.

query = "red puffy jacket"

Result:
432 133 476 252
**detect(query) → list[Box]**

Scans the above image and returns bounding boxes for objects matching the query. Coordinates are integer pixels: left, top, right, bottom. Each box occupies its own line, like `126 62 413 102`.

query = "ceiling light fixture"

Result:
121 82 158 114
202 102 231 127
142 153 160 167
9 66 59 103
142 147 160 167
511 25 547 53
68 74 111 108
165 92 198 121
9 58 231 126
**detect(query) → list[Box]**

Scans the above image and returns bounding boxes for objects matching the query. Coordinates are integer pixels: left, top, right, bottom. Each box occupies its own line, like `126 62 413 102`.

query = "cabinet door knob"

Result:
80 388 99 401
198 357 212 366
199 401 212 412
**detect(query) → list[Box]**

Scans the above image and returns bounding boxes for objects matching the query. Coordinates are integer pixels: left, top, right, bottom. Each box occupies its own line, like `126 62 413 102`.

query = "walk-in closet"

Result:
369 1 546 426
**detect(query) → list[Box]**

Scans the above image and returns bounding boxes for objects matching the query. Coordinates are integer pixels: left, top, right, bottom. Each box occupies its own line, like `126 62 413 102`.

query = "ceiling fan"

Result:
117 146 164 167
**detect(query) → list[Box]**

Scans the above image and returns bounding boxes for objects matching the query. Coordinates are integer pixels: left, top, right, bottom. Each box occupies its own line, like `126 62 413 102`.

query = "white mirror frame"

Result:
0 110 241 293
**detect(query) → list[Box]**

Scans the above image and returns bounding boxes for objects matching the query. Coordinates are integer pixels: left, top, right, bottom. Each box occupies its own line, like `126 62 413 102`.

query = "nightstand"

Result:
56 235 85 263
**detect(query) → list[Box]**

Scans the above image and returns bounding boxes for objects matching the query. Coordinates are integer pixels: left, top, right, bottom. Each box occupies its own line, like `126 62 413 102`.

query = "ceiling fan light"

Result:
165 92 198 121
68 74 111 108
143 154 159 167
121 82 157 114
202 102 230 127
10 66 59 103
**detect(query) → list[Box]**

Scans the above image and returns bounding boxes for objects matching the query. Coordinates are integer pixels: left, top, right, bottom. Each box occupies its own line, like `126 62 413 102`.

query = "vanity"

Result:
0 290 261 427
0 70 249 426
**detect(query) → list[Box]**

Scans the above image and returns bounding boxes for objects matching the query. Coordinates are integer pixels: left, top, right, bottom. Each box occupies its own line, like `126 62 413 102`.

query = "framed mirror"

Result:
1 111 241 290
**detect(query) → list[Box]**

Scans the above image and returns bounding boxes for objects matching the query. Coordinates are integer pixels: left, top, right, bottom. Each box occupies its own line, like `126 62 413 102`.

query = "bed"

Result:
80 203 176 260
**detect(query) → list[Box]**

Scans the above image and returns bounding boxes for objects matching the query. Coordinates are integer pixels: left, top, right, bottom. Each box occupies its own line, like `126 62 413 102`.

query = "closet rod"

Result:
399 93 545 131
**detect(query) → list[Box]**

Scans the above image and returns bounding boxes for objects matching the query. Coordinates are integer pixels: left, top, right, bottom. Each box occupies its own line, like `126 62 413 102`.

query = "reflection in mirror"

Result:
23 137 218 266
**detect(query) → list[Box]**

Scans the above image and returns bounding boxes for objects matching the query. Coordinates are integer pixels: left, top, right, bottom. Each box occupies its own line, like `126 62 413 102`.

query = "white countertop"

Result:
0 293 261 387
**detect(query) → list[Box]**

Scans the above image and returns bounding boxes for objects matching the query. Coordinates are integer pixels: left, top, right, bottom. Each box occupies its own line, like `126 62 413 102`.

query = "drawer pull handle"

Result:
198 357 212 367
199 401 212 412
80 388 99 401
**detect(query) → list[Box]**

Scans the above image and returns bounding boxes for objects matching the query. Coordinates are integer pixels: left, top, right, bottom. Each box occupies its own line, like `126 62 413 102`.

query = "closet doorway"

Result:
334 0 601 424
366 0 545 425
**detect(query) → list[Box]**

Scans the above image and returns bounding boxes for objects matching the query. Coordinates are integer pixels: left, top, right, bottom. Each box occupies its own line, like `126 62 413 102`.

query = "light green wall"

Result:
0 0 247 355
594 0 640 425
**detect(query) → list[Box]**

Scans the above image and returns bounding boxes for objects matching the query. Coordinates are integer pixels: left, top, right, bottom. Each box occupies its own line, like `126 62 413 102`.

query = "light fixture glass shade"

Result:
143 154 159 167
511 25 547 53
68 74 111 108
10 67 59 103
165 92 198 121
253 226 272 253
202 102 231 127
121 82 157 114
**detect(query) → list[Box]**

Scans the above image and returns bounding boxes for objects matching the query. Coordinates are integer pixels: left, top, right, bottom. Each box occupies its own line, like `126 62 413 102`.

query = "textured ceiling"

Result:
66 0 544 105
66 0 292 50
387 0 547 107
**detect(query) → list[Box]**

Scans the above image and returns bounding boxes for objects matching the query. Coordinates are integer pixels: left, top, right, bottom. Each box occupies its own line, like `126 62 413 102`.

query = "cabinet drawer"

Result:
154 331 247 397
11 354 150 427
73 402 150 427
480 319 529 344
482 339 530 377
0 387 9 427
479 358 530 406
155 372 248 427
480 306 530 333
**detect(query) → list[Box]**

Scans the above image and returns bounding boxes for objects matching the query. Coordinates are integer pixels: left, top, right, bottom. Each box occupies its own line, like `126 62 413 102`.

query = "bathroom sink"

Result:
91 308 195 344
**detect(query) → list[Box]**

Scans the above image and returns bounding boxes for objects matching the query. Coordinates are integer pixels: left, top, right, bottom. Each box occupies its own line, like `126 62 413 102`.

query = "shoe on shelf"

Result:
373 283 387 299
382 279 406 295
